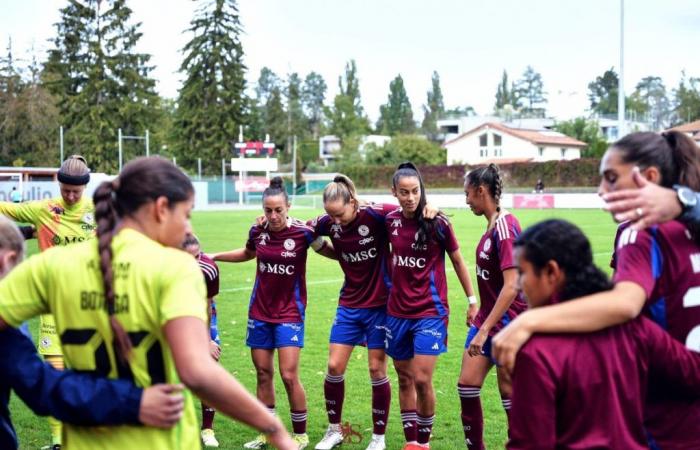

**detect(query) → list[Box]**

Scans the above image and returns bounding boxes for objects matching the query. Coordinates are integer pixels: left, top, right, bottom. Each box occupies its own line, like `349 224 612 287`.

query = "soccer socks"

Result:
324 373 345 424
501 395 512 437
201 402 215 429
371 377 390 435
458 384 484 450
417 414 434 445
291 409 308 434
401 409 418 443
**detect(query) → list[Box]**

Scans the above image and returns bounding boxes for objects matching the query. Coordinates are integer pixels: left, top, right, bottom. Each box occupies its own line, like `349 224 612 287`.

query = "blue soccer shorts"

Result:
385 315 448 360
329 306 387 349
246 319 304 349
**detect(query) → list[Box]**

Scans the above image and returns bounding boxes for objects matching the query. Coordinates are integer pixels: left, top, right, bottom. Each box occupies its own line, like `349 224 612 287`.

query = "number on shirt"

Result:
684 286 700 351
60 328 166 384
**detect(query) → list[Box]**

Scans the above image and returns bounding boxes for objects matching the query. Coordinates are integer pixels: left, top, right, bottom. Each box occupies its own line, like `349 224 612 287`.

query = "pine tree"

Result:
173 0 247 174
302 71 326 139
378 74 415 135
326 60 370 139
421 70 444 141
45 0 160 172
515 65 547 116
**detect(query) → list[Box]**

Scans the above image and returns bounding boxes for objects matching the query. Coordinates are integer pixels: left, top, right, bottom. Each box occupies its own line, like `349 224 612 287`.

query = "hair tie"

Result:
57 172 90 186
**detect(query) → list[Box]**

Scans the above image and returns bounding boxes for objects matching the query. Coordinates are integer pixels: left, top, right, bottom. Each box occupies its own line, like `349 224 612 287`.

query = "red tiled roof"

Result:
443 122 587 148
478 157 534 165
670 119 700 133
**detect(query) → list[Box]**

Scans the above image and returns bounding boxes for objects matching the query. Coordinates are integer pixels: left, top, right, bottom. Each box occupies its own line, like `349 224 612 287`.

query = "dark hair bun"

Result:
269 176 284 189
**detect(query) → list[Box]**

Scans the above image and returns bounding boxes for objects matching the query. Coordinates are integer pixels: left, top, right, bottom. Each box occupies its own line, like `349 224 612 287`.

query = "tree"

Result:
325 60 370 139
377 74 415 135
553 117 608 158
365 135 445 166
44 0 161 172
302 71 326 139
672 72 700 125
629 76 670 129
515 66 547 116
264 86 287 152
588 68 620 116
494 69 520 111
172 0 247 174
285 72 307 142
421 71 445 141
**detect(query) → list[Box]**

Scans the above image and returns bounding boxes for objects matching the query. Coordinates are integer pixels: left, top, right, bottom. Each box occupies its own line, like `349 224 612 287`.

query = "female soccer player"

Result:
508 219 700 449
312 175 443 450
458 164 527 449
212 177 333 450
184 234 223 448
0 157 295 450
385 162 476 450
493 131 700 448
0 154 94 448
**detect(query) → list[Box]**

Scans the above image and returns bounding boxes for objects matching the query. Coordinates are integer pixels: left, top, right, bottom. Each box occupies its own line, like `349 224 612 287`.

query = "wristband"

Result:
468 296 477 305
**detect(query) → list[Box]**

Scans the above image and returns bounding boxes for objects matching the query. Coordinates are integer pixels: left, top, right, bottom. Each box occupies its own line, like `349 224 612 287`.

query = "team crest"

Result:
284 238 295 251
358 225 369 236
483 238 491 252
82 212 94 224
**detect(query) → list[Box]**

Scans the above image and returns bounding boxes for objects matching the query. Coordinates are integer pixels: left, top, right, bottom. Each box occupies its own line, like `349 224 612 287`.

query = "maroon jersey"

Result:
310 203 394 309
198 252 220 299
385 210 459 319
473 213 527 335
509 316 700 450
613 220 700 448
246 218 319 323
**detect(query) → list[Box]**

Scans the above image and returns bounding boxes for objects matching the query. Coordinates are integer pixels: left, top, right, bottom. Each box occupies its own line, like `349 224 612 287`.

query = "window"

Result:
538 147 544 157
561 148 566 158
493 134 502 146
479 134 488 146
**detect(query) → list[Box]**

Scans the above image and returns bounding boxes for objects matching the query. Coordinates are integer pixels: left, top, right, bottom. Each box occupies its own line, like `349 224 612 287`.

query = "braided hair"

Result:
465 163 503 212
93 157 193 363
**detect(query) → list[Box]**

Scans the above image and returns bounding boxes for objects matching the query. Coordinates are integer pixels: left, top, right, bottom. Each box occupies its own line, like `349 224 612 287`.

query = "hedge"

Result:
336 158 601 189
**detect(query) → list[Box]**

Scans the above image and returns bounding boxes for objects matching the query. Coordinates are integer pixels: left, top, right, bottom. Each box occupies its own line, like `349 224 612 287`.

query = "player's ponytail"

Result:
515 219 612 303
466 163 503 212
392 161 434 246
93 157 194 365
323 174 358 208
263 176 288 202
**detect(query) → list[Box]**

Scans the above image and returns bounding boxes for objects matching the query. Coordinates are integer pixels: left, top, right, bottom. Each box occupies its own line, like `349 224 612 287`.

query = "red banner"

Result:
235 176 269 192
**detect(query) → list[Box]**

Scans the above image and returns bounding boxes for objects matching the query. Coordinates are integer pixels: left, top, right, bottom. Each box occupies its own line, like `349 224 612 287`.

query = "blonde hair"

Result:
323 174 358 205
0 216 25 261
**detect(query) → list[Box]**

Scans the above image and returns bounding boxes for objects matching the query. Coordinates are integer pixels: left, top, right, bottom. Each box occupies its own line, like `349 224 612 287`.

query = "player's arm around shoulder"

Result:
0 251 52 329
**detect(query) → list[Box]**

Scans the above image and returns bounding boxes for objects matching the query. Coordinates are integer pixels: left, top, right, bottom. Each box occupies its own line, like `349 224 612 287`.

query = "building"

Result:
318 134 392 166
669 119 700 144
442 122 586 166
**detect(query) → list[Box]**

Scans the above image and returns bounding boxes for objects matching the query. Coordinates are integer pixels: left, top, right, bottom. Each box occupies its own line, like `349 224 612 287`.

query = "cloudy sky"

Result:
3 0 699 121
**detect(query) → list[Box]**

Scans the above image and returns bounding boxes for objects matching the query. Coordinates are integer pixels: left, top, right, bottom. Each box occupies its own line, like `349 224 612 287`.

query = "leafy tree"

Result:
172 0 247 174
255 66 280 104
421 71 445 141
588 68 620 116
325 60 370 139
629 76 670 129
44 0 161 172
672 71 700 125
377 74 415 135
264 86 287 152
285 72 307 141
302 71 326 139
515 65 547 116
553 117 608 158
365 135 444 166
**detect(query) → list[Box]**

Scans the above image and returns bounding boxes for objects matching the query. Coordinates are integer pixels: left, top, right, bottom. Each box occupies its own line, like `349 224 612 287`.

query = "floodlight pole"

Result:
618 0 626 137
59 126 64 163
118 128 123 172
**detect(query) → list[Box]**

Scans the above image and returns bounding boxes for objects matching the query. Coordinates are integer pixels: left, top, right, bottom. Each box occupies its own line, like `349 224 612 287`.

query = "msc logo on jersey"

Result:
476 264 490 280
259 262 295 275
358 225 369 236
483 238 491 252
341 248 377 263
393 254 426 268
284 239 296 251
52 235 87 246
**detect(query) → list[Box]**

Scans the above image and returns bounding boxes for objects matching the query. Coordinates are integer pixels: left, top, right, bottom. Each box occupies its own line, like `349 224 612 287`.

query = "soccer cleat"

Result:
365 434 386 450
201 428 219 448
243 433 268 449
401 444 429 450
293 432 310 449
314 425 343 449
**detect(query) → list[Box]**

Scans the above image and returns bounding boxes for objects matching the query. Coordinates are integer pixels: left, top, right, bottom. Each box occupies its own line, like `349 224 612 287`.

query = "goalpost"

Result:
0 173 24 202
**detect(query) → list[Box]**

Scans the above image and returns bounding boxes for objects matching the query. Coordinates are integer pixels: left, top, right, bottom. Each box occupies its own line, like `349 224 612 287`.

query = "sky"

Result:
2 0 700 124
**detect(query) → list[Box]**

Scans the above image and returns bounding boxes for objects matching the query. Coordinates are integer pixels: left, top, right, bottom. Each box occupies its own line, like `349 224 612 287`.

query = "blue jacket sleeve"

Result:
1 327 142 425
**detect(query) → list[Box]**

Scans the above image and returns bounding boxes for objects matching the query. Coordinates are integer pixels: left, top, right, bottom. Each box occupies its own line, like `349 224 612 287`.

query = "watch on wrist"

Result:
674 185 698 215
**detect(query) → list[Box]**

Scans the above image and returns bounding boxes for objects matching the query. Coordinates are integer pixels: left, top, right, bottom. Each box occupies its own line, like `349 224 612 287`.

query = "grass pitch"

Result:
12 207 618 449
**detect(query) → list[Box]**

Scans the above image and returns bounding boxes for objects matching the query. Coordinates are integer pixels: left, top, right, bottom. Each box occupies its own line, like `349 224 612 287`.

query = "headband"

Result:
57 171 90 186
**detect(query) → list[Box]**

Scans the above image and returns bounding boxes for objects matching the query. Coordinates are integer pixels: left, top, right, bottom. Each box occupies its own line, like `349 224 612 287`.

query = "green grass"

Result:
12 208 618 449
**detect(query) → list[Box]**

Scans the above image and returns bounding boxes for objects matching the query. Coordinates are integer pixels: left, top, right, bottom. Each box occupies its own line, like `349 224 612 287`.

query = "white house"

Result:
669 119 700 144
318 134 392 166
442 122 586 166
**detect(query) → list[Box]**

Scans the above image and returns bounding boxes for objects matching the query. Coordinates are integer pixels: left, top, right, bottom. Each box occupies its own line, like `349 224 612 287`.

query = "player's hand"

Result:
467 328 488 357
138 383 184 428
492 313 535 373
466 304 478 326
209 341 221 361
265 418 297 450
602 167 681 230
254 215 267 226
422 202 439 220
